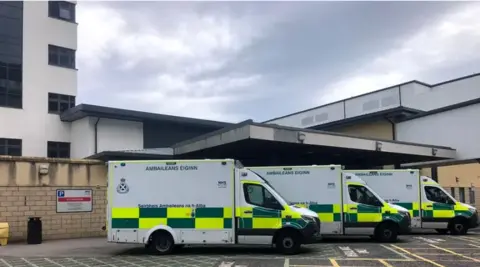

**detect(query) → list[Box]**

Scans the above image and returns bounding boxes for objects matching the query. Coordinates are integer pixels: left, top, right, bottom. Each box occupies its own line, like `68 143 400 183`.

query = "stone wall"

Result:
0 156 107 241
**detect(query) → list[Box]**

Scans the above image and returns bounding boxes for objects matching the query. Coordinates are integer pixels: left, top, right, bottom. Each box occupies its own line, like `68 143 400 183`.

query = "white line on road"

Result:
67 258 92 267
44 258 65 267
0 259 13 267
218 261 235 267
284 258 290 267
21 258 39 267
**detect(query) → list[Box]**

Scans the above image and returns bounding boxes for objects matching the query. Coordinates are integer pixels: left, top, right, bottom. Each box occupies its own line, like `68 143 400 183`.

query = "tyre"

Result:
435 229 449 234
374 222 399 242
148 231 175 255
275 229 302 255
449 218 468 235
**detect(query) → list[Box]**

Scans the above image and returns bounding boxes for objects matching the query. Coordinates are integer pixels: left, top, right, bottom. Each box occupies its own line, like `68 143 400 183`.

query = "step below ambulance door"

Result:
421 185 456 229
343 183 384 235
236 181 285 245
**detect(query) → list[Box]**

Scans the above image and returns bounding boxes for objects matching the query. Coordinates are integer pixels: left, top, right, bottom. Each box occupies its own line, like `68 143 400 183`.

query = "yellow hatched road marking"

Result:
329 259 340 267
390 245 445 267
378 259 393 267
429 244 480 262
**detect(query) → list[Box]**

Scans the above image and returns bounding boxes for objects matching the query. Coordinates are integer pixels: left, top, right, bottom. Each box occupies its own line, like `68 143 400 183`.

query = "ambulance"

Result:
351 169 479 235
106 159 320 255
248 165 411 242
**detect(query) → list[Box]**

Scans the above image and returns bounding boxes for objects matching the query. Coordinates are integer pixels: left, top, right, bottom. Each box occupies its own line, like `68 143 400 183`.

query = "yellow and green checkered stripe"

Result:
421 203 474 219
294 204 342 222
344 204 404 223
394 202 420 217
111 207 233 229
237 207 309 230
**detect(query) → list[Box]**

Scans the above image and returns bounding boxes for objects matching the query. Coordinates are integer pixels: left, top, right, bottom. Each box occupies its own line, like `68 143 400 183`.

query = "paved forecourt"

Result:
1 233 480 267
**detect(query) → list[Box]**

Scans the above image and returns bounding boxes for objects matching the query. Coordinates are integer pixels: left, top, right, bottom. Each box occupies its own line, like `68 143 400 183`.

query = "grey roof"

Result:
264 72 480 123
397 97 480 123
60 104 234 128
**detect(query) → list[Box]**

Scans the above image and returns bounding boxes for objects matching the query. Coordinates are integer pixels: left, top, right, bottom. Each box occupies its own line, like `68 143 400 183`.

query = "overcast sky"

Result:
76 1 480 123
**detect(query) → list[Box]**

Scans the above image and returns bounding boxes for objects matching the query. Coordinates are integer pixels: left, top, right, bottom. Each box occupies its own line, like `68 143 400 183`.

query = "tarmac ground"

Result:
0 231 479 267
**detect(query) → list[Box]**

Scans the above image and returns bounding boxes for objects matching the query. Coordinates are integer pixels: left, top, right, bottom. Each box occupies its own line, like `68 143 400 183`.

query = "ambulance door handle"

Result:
426 205 433 208
244 211 252 214
350 207 357 210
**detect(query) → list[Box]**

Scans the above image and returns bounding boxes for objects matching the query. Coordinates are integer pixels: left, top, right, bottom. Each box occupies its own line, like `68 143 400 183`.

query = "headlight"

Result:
468 208 476 213
301 215 314 222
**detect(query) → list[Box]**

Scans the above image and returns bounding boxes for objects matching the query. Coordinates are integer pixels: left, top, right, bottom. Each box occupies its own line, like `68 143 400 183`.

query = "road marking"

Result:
331 258 412 261
44 258 64 267
378 259 393 267
21 258 40 267
0 259 13 267
329 259 340 267
219 262 235 267
413 236 444 244
338 246 358 257
380 244 412 259
354 249 369 254
450 236 480 244
284 258 290 267
429 244 480 262
67 258 92 267
469 243 480 248
390 245 445 267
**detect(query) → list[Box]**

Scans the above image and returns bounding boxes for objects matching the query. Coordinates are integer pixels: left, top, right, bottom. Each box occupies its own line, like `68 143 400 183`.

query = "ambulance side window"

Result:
424 186 455 205
348 185 383 206
243 183 283 210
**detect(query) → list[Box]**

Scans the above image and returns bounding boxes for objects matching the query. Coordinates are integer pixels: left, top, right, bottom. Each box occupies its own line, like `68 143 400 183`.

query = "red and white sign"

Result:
56 189 93 213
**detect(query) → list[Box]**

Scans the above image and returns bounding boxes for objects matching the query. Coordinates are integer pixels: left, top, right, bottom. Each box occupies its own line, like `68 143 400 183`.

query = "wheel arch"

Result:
144 225 178 245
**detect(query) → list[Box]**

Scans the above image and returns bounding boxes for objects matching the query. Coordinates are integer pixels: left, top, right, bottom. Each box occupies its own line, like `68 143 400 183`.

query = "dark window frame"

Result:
424 186 455 205
48 44 76 69
243 183 284 210
47 141 70 158
469 187 475 204
450 187 456 198
347 184 383 207
0 138 22 156
48 92 75 114
48 1 76 23
459 187 465 203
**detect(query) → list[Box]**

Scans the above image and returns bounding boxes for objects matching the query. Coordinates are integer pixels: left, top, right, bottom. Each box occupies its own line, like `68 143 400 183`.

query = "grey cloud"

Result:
78 1 474 123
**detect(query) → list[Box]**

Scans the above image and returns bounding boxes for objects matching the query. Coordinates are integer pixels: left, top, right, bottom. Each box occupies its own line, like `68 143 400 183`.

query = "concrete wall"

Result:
327 120 394 140
0 156 107 241
401 75 480 111
396 102 480 159
0 1 78 157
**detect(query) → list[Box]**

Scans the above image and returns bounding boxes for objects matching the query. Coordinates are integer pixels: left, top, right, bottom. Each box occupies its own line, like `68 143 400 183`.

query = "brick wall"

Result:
0 186 107 241
0 156 108 242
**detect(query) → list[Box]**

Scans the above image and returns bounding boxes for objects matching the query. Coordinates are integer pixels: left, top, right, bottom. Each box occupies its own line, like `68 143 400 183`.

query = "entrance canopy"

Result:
172 121 456 168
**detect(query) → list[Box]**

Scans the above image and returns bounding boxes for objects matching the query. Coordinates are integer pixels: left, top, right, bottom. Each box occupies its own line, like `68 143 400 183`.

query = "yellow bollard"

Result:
0 222 9 246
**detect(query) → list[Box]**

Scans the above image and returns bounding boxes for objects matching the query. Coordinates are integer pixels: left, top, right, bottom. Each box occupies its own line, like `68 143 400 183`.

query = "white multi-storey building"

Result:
0 1 77 157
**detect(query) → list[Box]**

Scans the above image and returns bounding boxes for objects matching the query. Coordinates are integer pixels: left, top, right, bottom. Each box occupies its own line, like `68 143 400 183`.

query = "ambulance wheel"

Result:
435 229 449 234
275 229 301 255
449 218 468 235
149 231 175 255
374 222 398 242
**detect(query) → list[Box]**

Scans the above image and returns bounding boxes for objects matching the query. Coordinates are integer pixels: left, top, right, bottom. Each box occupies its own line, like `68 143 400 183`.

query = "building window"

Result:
48 93 75 114
0 138 22 156
469 188 476 204
0 1 23 110
450 187 455 198
47 141 70 158
48 45 76 69
0 62 22 108
48 1 76 23
459 187 465 203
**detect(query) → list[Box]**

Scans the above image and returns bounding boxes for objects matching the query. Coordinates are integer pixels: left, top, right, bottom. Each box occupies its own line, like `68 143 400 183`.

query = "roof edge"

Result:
61 103 234 128
397 97 480 123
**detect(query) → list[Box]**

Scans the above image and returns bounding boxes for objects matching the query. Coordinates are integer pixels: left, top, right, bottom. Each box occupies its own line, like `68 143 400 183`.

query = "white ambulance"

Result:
248 165 411 242
351 169 479 235
107 159 320 255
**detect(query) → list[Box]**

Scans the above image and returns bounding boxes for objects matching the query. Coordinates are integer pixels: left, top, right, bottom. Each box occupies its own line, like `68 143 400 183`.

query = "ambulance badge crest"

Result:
117 178 130 194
